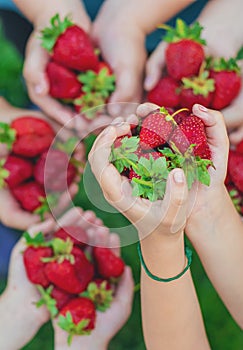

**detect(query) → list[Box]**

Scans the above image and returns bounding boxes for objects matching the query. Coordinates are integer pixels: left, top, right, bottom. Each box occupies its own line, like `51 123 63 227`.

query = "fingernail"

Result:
198 104 208 113
103 126 111 135
173 170 185 184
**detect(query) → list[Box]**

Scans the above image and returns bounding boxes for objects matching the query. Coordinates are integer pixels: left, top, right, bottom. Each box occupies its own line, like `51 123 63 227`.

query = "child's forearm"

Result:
187 186 243 327
140 232 210 350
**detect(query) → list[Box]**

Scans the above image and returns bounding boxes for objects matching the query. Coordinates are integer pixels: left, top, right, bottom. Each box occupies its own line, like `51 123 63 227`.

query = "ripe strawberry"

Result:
83 279 113 312
41 14 98 71
179 68 215 110
34 149 76 192
11 117 55 158
236 139 243 154
162 19 205 80
93 61 113 75
23 246 52 287
11 181 46 212
54 226 88 247
93 247 125 278
209 57 241 110
169 113 211 159
3 155 33 188
44 246 94 294
51 286 74 311
58 297 96 344
139 107 177 149
228 150 243 192
147 76 180 108
47 61 82 99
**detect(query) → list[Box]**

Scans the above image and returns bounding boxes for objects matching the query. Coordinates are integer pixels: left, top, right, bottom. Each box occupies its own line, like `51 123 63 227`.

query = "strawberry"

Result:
162 19 206 80
58 297 96 344
11 181 46 212
179 67 215 110
11 117 55 158
34 149 76 192
3 155 33 188
82 279 113 312
94 61 113 75
147 76 180 108
54 226 88 247
46 61 82 99
93 247 125 278
236 139 243 154
139 107 177 149
44 243 94 294
51 286 74 311
23 232 53 287
209 57 241 110
228 150 243 192
41 14 98 71
169 113 211 159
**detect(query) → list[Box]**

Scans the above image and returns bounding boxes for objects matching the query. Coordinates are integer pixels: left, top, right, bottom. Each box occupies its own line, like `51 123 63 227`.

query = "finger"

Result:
108 233 121 256
222 89 243 129
28 217 56 236
144 41 167 90
136 102 160 118
161 169 188 234
90 226 110 247
51 183 79 217
55 207 84 229
229 125 243 145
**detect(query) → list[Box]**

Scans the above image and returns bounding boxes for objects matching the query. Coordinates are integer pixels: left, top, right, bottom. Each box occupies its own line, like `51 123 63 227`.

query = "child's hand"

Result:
53 228 134 350
88 115 189 240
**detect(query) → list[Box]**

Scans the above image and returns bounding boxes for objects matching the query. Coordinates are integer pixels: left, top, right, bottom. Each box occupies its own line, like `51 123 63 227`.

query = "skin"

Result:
88 104 219 349
0 207 134 350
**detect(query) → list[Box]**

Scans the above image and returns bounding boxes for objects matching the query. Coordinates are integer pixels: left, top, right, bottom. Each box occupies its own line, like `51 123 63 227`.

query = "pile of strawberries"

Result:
226 140 243 216
0 116 77 217
42 14 115 119
110 106 213 201
147 19 242 111
23 226 124 344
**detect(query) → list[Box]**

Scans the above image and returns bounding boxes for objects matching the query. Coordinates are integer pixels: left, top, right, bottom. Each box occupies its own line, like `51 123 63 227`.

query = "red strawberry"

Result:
59 297 96 344
12 181 45 212
54 226 88 247
236 139 243 154
41 14 98 71
209 57 241 110
47 61 82 99
139 107 176 149
162 19 205 80
93 247 125 278
51 286 74 311
147 76 180 108
169 113 211 159
129 168 141 180
34 149 76 192
11 117 55 158
94 61 113 75
44 246 94 294
179 68 215 110
84 279 113 312
228 150 243 192
23 246 52 287
3 155 33 188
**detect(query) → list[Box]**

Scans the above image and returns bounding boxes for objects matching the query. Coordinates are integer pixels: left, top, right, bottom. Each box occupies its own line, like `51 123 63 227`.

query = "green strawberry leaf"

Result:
78 68 115 98
58 312 91 345
34 193 59 221
41 14 73 52
23 231 49 247
110 136 139 173
55 137 79 155
209 57 241 73
41 237 74 264
236 46 243 61
0 159 9 189
81 281 113 312
182 72 215 97
0 122 16 149
36 285 58 318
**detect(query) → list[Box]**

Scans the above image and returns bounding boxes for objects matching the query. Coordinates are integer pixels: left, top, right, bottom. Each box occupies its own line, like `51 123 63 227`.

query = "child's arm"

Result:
88 115 210 350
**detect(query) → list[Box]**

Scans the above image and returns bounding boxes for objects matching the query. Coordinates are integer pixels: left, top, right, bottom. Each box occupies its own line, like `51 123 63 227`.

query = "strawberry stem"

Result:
132 177 153 188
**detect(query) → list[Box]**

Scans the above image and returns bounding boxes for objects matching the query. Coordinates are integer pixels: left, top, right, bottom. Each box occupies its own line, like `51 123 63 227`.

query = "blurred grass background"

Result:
0 6 243 349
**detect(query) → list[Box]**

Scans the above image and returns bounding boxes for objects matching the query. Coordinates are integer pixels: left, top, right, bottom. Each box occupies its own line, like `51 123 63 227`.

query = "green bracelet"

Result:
137 242 192 282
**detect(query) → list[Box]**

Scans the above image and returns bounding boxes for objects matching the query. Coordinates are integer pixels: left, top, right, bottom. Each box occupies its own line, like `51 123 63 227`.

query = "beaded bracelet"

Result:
137 242 192 282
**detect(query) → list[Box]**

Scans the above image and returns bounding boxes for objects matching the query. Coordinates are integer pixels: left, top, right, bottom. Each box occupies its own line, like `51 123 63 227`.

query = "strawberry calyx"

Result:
0 122 16 149
55 137 80 155
78 68 115 98
23 231 51 248
81 281 113 312
236 46 243 61
41 14 73 52
182 64 215 97
36 285 58 318
0 159 9 189
58 311 91 345
42 237 75 264
109 136 140 173
228 188 242 214
159 18 206 45
207 56 241 73
34 193 59 221
74 92 106 119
